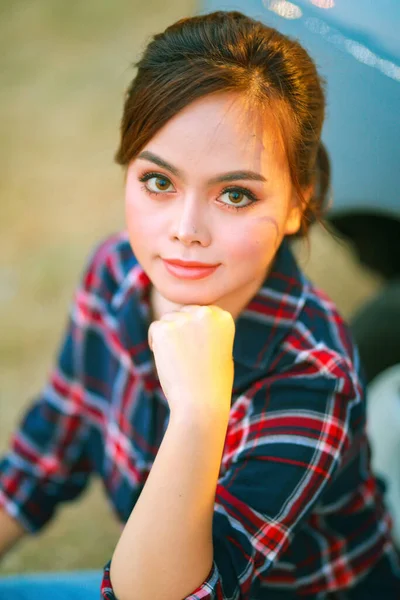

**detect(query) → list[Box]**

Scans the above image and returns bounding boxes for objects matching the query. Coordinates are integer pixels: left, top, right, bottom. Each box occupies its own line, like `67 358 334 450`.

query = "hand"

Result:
148 305 235 420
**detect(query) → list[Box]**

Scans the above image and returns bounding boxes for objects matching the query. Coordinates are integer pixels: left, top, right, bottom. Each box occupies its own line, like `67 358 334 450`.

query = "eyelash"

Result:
138 171 260 212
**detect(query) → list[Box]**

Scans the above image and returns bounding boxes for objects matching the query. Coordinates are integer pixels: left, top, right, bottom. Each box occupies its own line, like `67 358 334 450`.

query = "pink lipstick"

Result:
161 258 219 280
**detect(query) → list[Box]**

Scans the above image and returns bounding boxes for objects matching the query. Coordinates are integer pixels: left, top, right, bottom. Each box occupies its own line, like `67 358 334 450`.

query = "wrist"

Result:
169 403 230 432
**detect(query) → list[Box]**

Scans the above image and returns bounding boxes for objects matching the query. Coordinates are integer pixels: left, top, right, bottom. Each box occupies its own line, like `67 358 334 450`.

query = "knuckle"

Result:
160 311 179 322
197 305 213 317
179 304 199 313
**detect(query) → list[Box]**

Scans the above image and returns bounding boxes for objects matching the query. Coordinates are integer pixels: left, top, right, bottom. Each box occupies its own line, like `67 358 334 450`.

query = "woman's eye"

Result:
219 189 254 208
145 175 174 193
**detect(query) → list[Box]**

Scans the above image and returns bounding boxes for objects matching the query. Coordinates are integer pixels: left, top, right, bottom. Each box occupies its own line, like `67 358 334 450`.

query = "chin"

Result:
159 281 221 307
165 290 219 306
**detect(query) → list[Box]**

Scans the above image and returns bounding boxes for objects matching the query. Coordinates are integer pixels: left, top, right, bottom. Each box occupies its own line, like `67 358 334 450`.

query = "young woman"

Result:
1 10 399 600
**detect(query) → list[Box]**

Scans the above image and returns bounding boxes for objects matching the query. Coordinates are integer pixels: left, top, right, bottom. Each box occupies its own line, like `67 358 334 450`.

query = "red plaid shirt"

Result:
0 231 398 598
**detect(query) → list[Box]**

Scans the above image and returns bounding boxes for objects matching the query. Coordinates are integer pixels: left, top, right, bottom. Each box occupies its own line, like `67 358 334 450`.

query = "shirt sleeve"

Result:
100 349 363 600
0 239 110 533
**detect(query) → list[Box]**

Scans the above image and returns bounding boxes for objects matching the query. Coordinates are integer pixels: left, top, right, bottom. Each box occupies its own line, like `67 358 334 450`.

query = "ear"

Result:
283 203 302 236
283 185 313 236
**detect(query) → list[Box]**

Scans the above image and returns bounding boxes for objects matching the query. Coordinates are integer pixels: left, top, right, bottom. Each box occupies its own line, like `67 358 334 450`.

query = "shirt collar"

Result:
112 238 307 387
231 239 307 390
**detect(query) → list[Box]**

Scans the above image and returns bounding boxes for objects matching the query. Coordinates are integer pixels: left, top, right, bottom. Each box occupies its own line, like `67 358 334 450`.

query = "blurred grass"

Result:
0 0 382 575
0 0 197 574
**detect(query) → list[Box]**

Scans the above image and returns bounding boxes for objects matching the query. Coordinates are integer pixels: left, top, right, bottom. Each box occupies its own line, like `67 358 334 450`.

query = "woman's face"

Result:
125 92 302 319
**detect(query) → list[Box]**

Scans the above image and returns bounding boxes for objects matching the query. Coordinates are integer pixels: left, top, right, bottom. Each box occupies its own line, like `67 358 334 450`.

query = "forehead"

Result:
143 92 287 175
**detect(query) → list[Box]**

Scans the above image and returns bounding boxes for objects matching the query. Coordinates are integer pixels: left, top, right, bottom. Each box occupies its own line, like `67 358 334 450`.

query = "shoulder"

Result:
295 279 359 370
234 240 365 404
232 282 365 453
269 276 365 406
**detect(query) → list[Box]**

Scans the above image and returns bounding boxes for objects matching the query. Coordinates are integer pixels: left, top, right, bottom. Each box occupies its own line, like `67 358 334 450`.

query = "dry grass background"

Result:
0 0 382 574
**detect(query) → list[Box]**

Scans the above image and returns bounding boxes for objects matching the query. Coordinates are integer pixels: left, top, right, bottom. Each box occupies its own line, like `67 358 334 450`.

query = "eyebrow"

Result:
137 150 267 184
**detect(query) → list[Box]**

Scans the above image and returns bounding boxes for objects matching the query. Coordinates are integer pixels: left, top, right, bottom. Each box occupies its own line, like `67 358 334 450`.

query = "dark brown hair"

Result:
115 10 330 236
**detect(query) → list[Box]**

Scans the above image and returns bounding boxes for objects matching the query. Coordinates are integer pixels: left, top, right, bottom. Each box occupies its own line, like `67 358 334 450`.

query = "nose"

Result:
170 195 211 247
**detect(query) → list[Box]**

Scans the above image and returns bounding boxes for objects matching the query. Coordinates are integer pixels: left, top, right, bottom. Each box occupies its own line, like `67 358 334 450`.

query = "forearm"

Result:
0 507 26 559
110 408 230 600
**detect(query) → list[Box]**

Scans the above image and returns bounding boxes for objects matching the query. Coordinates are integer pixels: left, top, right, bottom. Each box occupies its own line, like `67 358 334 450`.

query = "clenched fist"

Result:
148 305 235 421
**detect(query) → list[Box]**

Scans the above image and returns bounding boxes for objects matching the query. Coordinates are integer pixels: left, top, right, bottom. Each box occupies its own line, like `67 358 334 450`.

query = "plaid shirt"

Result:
0 231 398 598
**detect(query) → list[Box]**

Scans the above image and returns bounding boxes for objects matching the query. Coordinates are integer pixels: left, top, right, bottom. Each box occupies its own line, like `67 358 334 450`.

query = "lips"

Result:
163 259 219 268
161 258 220 280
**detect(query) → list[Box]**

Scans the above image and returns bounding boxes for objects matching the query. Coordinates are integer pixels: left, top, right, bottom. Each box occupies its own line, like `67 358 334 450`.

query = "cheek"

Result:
125 195 142 232
124 187 157 261
224 216 281 266
125 185 158 236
